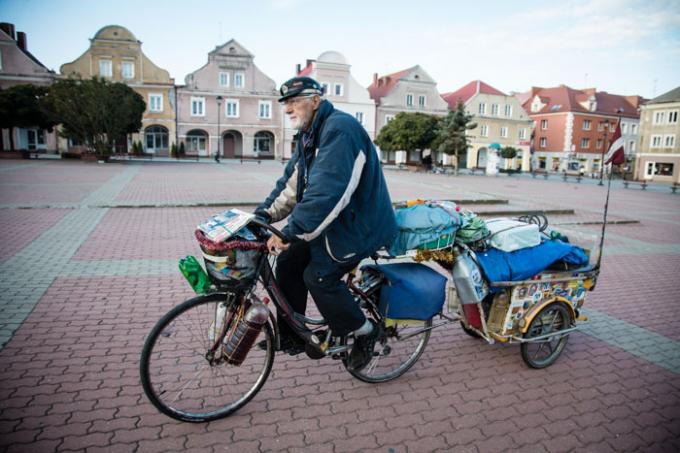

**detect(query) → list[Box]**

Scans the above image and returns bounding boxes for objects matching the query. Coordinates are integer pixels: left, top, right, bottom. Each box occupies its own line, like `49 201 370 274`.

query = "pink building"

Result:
0 22 57 153
177 39 282 159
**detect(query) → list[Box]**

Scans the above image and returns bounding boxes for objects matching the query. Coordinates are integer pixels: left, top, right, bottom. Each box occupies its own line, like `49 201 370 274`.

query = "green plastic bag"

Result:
456 211 489 244
179 255 212 294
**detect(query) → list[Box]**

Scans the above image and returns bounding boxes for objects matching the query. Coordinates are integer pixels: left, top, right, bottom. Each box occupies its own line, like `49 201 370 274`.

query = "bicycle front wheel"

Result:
140 293 274 422
346 316 431 383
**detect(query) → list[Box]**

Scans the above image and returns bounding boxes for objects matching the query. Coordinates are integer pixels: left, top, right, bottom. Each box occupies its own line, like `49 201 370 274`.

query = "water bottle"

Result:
223 301 269 366
208 302 228 342
452 249 489 329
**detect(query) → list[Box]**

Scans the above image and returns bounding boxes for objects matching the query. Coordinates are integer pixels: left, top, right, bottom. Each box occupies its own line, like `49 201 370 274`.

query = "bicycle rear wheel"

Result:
140 293 274 422
346 316 431 383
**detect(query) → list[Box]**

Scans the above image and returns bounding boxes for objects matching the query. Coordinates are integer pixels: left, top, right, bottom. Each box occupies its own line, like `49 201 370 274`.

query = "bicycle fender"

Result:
519 297 575 334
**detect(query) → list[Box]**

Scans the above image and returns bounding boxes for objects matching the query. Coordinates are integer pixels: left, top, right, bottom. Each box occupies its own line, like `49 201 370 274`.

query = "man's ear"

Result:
312 95 321 110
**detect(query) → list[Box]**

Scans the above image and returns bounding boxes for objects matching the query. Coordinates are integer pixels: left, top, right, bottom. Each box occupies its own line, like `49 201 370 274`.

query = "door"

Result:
477 148 488 168
223 134 235 158
26 129 45 150
644 161 656 180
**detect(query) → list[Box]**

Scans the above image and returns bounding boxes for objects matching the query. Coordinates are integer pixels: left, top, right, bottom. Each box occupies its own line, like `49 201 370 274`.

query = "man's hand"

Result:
266 235 289 255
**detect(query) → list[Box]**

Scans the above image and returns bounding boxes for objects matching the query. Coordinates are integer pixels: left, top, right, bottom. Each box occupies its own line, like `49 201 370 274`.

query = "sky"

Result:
2 0 679 99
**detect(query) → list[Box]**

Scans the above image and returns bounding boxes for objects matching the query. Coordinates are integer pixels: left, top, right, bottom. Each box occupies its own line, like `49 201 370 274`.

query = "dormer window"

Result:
588 96 597 111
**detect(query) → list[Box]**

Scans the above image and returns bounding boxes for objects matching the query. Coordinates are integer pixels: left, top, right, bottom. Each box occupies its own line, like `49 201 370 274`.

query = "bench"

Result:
622 180 648 190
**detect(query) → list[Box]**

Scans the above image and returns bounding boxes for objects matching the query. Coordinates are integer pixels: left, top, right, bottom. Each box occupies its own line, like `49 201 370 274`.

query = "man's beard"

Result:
290 109 313 130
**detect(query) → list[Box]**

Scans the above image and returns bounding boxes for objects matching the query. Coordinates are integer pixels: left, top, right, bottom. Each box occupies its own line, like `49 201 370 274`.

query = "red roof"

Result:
521 85 643 118
297 62 313 76
367 66 417 101
441 80 506 109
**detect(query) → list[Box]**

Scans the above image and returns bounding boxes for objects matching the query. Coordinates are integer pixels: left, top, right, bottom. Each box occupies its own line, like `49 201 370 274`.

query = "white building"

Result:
282 51 376 159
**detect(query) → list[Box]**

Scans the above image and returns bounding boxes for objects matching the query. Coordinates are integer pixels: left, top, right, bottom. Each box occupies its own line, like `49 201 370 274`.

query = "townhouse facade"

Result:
0 22 57 153
442 80 533 172
368 66 449 164
518 85 643 175
60 25 176 155
635 87 680 183
177 40 282 159
282 51 376 159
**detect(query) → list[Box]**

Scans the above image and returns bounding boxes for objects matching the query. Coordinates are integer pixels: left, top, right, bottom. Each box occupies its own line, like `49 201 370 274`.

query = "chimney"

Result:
373 73 378 86
476 80 481 94
306 59 315 68
0 22 15 40
296 63 301 74
17 31 26 51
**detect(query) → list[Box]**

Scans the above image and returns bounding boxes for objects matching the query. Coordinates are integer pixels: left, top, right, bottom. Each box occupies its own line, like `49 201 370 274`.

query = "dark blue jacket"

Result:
257 100 397 263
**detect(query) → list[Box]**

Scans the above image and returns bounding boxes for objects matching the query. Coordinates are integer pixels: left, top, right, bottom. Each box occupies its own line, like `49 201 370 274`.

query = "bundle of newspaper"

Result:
197 208 255 243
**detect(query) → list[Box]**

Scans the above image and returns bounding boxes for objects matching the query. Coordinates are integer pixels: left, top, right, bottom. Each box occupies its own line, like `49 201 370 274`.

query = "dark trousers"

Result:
276 241 366 338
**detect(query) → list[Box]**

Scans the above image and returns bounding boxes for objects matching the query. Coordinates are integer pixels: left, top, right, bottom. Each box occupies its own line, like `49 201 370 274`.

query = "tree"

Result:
0 84 57 151
500 146 518 159
44 77 145 156
431 100 477 175
375 112 439 160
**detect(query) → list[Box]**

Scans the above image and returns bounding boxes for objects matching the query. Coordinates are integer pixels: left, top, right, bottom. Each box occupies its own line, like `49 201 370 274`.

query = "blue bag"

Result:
364 263 447 320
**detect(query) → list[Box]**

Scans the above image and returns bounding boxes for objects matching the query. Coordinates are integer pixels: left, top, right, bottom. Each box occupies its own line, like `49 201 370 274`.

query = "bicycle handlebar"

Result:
250 217 290 244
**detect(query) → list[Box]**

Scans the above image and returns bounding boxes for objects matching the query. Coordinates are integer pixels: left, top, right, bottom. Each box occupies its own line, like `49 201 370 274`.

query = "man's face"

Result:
283 96 319 130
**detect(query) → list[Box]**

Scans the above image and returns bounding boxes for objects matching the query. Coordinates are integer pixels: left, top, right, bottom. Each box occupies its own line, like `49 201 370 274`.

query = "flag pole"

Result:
595 165 614 270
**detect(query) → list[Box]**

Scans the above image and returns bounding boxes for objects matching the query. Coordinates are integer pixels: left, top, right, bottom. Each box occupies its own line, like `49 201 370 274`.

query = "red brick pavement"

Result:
1 160 679 452
0 209 70 261
1 274 679 452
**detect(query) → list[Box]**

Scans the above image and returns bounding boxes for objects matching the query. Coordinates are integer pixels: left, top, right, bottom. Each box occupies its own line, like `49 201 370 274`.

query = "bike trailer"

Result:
363 263 446 321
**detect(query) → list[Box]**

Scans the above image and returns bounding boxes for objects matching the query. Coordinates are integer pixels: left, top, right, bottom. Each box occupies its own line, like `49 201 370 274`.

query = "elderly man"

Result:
255 76 397 370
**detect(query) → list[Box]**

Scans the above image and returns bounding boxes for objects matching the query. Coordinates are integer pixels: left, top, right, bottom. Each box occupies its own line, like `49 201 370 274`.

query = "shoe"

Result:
346 321 380 371
258 335 306 356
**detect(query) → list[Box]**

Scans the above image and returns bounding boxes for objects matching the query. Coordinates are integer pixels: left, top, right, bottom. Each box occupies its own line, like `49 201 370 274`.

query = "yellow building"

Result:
60 25 175 156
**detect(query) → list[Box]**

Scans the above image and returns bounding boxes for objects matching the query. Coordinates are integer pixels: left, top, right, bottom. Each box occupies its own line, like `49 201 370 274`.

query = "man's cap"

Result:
279 77 323 102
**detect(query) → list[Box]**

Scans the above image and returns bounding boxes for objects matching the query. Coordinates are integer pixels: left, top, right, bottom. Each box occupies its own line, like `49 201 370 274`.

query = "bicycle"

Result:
139 218 433 423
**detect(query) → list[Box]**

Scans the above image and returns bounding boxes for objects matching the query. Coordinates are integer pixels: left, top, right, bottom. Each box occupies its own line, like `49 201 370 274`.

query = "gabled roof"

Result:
210 39 253 58
648 86 680 104
441 80 506 108
0 27 52 73
367 66 418 101
521 85 643 118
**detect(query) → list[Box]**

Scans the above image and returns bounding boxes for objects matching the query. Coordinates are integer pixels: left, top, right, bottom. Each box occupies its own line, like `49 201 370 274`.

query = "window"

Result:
504 105 512 117
631 124 637 135
253 131 273 153
651 135 662 147
99 59 112 77
121 61 134 79
654 111 665 124
226 99 239 117
191 97 205 116
480 124 489 137
518 128 526 139
539 137 547 148
385 114 395 124
596 139 603 149
656 163 674 176
621 122 627 134
500 126 508 138
258 100 271 119
145 125 168 151
355 112 364 125
418 95 426 108
491 104 499 116
219 72 229 87
0 49 3 70
186 130 207 153
669 111 679 124
334 83 344 96
406 94 414 107
581 138 590 149
629 140 636 152
321 82 330 95
234 73 244 88
478 103 486 115
582 120 591 131
664 135 676 147
541 119 548 130
149 94 163 112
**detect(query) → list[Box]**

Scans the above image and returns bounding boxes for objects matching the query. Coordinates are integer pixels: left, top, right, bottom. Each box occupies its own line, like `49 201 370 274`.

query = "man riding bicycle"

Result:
255 76 397 370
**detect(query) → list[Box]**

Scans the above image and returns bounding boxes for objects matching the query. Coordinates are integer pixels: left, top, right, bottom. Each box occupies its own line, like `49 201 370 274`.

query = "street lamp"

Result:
598 119 610 186
215 95 223 162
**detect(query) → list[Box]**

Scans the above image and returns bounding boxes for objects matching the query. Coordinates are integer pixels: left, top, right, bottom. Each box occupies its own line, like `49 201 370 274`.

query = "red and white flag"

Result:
604 121 625 165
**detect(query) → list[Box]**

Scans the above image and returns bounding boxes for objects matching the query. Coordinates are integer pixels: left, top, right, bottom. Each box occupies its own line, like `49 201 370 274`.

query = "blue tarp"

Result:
389 203 461 256
476 239 589 283
363 263 447 320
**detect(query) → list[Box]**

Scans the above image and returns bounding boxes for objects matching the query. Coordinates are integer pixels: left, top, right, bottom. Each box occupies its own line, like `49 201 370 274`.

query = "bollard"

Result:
577 175 582 183
641 181 647 190
623 181 629 189
672 184 678 194
543 173 549 180
562 173 568 182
